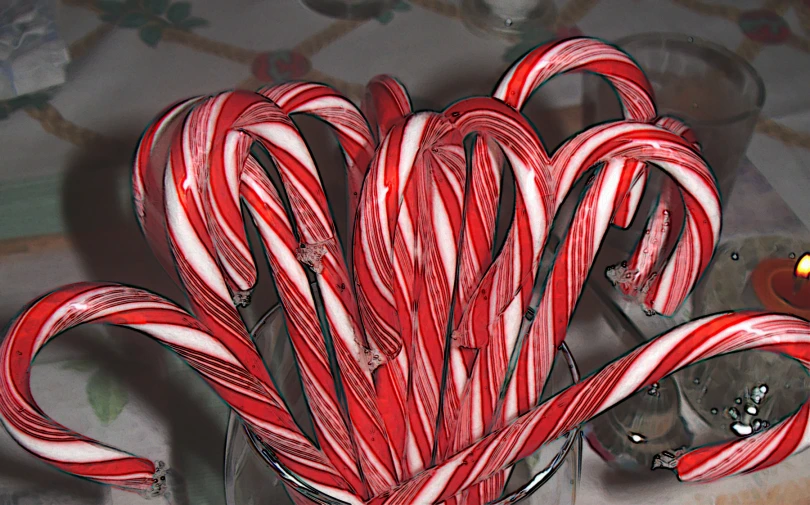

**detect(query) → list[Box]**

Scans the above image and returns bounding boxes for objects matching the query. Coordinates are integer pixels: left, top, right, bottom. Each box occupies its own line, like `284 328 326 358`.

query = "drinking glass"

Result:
460 0 557 39
224 305 582 504
299 0 398 20
584 33 765 215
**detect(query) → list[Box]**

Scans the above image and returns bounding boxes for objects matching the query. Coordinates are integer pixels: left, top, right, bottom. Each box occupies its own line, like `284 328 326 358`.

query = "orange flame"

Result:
795 253 810 280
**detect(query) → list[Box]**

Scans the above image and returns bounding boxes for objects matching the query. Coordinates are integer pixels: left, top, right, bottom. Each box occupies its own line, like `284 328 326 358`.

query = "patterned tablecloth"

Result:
1 0 810 504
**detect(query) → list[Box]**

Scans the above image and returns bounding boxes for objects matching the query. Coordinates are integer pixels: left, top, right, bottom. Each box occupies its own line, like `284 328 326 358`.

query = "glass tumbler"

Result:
298 0 398 20
224 305 582 504
461 0 557 39
584 33 765 212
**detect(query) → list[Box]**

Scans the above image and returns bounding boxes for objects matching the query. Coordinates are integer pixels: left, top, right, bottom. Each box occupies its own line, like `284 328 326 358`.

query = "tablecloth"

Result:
1 0 810 504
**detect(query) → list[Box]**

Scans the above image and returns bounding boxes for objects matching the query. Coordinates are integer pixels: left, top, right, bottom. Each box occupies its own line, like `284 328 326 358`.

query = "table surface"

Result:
2 0 810 504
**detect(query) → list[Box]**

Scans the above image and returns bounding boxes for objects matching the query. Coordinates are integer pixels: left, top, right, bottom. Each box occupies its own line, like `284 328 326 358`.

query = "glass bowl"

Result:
225 305 582 504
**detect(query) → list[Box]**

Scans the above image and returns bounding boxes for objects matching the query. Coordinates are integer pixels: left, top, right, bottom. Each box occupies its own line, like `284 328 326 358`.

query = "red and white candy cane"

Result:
353 112 461 477
198 91 398 494
550 120 721 316
506 120 719 425
0 283 358 501
437 98 553 461
405 123 467 476
612 116 698 299
361 74 412 143
500 157 647 428
357 75 414 478
132 95 205 286
239 156 366 495
492 34 659 301
261 81 376 261
494 36 656 123
369 311 810 504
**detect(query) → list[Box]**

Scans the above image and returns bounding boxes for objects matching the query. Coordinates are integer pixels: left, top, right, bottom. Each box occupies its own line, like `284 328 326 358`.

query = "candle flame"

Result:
795 253 810 280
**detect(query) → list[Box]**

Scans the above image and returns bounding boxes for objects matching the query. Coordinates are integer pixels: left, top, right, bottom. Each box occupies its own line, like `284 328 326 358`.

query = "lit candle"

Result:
752 252 810 318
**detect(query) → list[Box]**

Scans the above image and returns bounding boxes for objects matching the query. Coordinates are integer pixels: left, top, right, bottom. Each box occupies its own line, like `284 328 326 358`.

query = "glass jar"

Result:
224 305 582 504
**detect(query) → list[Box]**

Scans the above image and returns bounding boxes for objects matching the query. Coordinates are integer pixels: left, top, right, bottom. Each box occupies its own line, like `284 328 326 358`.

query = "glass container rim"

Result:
612 32 766 127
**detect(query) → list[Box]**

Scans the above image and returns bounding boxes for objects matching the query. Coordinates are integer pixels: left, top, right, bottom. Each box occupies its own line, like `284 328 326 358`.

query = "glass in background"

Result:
461 0 557 39
583 33 765 239
299 0 398 20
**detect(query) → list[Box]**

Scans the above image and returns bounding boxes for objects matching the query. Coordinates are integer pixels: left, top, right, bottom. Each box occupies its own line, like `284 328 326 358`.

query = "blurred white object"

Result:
0 0 69 100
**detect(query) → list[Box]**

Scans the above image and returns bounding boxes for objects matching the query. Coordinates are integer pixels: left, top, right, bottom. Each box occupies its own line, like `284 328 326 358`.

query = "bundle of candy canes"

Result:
1 37 809 505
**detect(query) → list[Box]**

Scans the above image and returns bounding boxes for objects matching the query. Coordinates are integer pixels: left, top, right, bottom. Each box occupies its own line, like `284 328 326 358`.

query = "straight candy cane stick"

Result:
0 283 356 500
369 312 810 504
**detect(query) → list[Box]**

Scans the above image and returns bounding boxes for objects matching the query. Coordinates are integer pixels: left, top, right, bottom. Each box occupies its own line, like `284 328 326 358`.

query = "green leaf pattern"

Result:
94 0 208 47
86 369 129 425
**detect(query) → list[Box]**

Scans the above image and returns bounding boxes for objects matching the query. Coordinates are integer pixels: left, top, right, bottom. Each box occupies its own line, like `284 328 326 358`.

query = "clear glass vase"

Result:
224 305 582 504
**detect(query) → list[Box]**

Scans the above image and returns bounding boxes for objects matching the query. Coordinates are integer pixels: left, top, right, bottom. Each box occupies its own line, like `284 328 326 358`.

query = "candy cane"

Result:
369 311 810 504
437 98 553 463
494 36 656 123
132 95 205 286
361 75 412 143
358 76 415 479
0 283 357 501
500 157 646 427
612 116 698 299
405 124 466 476
261 81 376 263
551 120 721 316
200 91 398 494
239 156 366 494
504 121 719 422
135 93 367 493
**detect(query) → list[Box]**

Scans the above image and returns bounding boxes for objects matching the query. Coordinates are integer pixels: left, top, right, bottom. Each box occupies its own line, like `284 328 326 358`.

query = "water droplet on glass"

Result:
628 432 647 444
753 419 762 432
691 102 699 109
644 308 657 317
735 397 742 404
746 405 758 415
731 422 753 436
711 408 719 415
687 36 694 43
789 252 796 259
621 261 628 267
648 383 660 396
504 18 513 26
731 252 739 261
762 421 770 428
693 378 701 385
727 407 740 419
759 384 769 394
